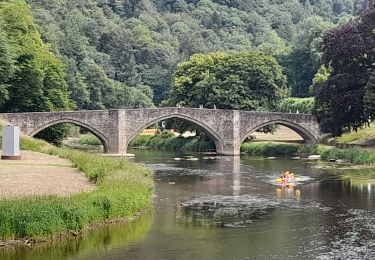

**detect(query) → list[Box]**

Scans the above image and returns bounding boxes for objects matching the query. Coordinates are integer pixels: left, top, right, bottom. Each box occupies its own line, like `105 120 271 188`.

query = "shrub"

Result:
240 142 299 156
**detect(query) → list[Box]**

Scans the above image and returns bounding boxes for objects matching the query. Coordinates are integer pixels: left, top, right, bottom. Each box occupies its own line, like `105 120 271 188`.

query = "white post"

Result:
1 125 21 160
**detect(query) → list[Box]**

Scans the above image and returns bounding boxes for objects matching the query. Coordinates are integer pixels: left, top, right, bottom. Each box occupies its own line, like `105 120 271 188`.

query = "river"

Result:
2 150 375 259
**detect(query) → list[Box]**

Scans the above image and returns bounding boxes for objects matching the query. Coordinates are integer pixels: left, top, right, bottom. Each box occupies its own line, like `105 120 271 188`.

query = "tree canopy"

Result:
167 52 288 111
0 0 73 113
315 1 375 135
24 0 365 103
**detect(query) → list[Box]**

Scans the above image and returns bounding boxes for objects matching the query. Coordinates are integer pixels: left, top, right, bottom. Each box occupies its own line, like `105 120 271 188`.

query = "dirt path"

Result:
251 125 304 142
0 151 95 198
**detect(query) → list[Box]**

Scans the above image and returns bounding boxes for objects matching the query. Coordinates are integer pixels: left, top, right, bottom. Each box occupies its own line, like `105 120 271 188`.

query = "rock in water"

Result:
308 155 321 160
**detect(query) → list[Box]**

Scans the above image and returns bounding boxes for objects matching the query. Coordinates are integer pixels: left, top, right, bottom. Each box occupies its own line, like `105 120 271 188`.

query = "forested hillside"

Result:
25 0 366 106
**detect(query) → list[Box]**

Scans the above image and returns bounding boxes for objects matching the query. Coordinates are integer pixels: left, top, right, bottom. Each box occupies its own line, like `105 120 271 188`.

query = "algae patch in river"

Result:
178 195 331 228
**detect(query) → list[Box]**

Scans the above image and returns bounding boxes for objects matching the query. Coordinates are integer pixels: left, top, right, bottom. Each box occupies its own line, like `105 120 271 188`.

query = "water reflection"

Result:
276 187 301 201
0 210 154 260
232 156 241 196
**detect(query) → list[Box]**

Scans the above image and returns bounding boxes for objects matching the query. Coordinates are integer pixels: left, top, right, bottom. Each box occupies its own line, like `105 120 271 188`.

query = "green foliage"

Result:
309 65 332 95
320 147 375 165
278 98 315 114
129 133 215 152
35 124 70 146
281 16 334 97
240 142 300 156
315 4 375 136
0 0 74 143
0 134 154 240
0 27 12 107
167 51 288 111
78 133 102 146
23 0 365 104
256 30 291 58
0 0 73 113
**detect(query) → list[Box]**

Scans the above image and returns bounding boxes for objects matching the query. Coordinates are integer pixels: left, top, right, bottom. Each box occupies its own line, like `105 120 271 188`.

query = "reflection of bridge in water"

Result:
0 108 320 155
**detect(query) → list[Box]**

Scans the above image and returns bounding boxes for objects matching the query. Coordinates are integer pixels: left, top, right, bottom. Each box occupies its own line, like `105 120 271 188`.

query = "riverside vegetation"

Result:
116 128 375 165
0 127 154 243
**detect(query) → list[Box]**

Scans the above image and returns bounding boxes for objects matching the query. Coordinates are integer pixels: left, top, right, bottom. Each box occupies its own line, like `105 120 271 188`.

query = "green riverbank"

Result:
127 134 375 165
241 143 375 165
0 135 154 244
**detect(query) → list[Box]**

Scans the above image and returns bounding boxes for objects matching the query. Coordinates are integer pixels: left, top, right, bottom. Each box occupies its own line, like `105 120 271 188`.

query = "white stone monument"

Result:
1 125 21 160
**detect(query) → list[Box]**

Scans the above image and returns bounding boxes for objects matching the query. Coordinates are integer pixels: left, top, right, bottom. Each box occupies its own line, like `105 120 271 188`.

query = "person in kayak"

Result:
279 171 295 183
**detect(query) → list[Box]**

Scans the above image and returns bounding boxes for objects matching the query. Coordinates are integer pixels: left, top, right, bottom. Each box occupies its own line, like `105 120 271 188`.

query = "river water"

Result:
2 150 375 260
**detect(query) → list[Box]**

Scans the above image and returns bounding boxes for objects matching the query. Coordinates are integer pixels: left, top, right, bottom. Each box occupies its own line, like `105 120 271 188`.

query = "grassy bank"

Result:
319 147 375 165
241 142 375 165
240 142 301 156
337 124 375 144
240 142 330 156
0 135 154 242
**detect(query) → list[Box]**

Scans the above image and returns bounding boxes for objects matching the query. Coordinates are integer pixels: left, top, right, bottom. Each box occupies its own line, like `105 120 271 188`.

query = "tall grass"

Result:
320 147 375 165
240 142 299 156
0 135 154 241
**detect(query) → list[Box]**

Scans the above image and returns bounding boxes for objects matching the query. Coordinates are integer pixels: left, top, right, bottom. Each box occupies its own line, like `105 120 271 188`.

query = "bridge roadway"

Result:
0 108 320 155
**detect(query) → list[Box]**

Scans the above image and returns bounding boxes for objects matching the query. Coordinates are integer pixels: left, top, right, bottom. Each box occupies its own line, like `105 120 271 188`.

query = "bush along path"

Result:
0 135 154 245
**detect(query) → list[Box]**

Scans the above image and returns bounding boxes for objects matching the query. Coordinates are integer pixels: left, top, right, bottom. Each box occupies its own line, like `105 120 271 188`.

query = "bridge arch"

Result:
240 119 318 144
127 114 225 153
30 119 110 153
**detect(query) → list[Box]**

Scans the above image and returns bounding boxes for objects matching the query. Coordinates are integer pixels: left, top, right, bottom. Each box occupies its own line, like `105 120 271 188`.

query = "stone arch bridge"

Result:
0 108 320 155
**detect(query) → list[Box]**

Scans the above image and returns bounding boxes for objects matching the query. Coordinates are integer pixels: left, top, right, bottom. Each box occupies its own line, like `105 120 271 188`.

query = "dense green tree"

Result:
315 1 375 135
256 31 291 58
281 16 333 97
0 0 73 112
0 28 13 107
167 52 288 111
309 65 332 95
25 0 365 104
0 0 76 144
